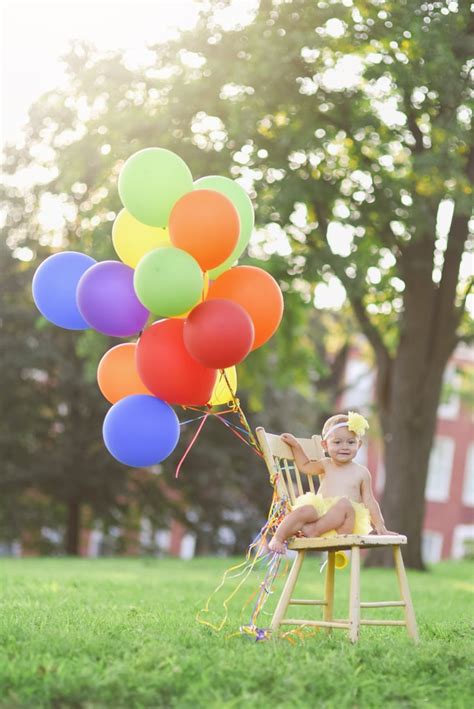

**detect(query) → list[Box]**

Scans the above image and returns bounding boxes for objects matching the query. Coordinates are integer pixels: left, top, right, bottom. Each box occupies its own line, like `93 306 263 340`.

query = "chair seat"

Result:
288 534 407 551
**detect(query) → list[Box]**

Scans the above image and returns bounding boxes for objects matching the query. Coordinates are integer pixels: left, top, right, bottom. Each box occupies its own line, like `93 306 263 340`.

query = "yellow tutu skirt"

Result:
292 492 372 536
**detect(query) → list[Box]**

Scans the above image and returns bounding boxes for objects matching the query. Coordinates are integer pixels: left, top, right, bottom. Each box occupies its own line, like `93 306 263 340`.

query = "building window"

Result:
180 533 196 560
155 529 171 552
425 436 455 502
451 525 474 559
462 443 474 507
422 531 443 563
437 363 460 420
341 357 374 411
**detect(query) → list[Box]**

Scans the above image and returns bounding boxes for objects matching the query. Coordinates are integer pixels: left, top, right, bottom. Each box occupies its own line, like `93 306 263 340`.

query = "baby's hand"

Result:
375 525 399 536
281 433 298 447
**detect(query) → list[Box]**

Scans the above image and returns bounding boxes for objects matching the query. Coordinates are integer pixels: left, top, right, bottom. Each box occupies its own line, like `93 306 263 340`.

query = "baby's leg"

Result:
306 498 355 537
269 505 318 553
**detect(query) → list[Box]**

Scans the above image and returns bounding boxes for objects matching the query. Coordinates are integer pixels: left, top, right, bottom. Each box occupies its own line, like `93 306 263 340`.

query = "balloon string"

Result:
196 489 291 637
196 521 274 633
214 414 263 457
180 414 208 426
175 376 263 476
215 414 252 437
216 368 263 458
214 414 256 448
221 369 262 456
182 404 235 416
219 418 255 437
175 414 209 478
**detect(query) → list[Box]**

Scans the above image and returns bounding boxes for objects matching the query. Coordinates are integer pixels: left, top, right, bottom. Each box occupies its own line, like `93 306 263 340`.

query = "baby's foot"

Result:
302 522 320 538
255 538 270 557
268 537 287 554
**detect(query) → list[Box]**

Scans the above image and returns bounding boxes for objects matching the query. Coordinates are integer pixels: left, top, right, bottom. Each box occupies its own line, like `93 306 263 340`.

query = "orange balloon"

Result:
97 343 151 404
169 189 240 271
207 266 284 350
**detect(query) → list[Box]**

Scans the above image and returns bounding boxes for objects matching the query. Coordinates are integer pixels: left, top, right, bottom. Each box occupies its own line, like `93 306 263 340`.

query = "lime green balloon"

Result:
119 148 193 227
134 247 204 316
194 176 254 278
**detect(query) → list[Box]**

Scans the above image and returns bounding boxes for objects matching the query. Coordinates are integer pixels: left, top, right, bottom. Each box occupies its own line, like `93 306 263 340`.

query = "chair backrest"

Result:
256 426 325 505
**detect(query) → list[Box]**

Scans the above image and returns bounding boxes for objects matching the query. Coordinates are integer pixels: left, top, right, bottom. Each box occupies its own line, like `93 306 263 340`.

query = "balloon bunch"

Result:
32 148 284 468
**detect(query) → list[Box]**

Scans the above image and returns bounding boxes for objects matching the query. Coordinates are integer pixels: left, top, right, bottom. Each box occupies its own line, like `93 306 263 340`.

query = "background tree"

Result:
0 184 348 554
2 0 472 565
0 200 177 554
156 0 472 566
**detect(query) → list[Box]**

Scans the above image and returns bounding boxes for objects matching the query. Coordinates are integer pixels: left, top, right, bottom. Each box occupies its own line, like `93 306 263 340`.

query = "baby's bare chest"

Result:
319 468 362 501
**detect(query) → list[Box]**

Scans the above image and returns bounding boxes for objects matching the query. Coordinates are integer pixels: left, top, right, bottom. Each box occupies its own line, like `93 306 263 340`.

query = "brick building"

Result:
340 342 473 563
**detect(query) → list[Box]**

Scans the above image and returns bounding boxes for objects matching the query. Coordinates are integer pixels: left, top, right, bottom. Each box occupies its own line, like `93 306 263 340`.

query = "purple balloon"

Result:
77 261 149 337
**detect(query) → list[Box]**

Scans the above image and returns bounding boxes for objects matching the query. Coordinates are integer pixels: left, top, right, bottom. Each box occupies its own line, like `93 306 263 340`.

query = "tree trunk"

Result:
65 499 81 555
367 355 447 568
364 206 469 568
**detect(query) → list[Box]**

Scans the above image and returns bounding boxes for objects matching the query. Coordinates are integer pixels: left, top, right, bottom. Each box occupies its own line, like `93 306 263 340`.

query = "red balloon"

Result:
184 299 255 369
136 319 217 406
207 266 284 350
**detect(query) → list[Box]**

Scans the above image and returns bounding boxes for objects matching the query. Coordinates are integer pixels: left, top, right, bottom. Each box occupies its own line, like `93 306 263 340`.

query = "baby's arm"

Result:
280 433 325 477
360 468 398 535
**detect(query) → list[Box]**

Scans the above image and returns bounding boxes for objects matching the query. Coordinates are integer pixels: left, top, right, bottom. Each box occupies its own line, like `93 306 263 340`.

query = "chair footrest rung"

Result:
360 619 406 626
282 619 349 629
289 599 327 606
360 601 406 608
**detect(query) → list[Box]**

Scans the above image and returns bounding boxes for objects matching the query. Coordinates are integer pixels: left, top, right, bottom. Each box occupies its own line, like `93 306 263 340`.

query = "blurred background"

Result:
1 0 472 569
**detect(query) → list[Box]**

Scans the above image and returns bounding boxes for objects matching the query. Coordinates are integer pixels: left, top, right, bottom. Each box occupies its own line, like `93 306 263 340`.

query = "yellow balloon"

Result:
175 272 210 318
112 208 170 268
209 367 237 406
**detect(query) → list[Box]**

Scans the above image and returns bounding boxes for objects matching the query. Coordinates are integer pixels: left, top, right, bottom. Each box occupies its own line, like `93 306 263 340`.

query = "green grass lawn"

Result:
0 556 472 708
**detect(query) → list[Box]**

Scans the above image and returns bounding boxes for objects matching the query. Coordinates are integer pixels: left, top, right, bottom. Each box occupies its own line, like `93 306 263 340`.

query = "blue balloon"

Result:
32 251 96 330
103 395 180 467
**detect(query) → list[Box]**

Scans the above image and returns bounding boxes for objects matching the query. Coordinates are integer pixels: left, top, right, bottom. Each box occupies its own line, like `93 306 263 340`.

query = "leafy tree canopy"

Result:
2 0 472 564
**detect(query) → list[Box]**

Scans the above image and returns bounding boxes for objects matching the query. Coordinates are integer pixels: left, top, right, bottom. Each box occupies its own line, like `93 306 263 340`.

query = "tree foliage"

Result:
1 0 472 564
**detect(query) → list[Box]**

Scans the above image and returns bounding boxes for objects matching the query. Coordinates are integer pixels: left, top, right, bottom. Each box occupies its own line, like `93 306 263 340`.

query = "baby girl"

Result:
269 412 397 554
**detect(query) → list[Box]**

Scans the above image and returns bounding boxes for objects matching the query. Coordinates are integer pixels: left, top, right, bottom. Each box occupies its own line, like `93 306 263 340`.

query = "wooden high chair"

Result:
256 427 419 643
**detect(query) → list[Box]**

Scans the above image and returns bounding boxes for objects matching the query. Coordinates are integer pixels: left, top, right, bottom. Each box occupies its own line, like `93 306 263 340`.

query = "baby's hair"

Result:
321 413 349 439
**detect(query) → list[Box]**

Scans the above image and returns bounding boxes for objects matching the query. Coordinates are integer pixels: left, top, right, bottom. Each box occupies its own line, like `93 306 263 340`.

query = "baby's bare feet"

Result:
302 522 320 538
256 538 270 557
269 537 287 554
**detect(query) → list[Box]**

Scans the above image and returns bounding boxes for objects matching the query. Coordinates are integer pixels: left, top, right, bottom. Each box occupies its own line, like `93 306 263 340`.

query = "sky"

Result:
1 1 199 143
1 0 256 144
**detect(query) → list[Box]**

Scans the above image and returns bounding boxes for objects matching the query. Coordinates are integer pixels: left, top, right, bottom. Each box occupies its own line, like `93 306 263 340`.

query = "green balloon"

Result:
134 247 204 316
119 148 193 227
193 176 255 278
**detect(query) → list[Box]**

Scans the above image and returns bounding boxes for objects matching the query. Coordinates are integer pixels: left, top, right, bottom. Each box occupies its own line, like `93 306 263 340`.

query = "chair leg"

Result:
270 551 305 632
323 552 336 632
348 546 361 643
393 546 419 643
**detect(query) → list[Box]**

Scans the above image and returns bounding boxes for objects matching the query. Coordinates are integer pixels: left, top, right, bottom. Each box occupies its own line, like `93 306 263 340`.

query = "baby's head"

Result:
321 412 369 463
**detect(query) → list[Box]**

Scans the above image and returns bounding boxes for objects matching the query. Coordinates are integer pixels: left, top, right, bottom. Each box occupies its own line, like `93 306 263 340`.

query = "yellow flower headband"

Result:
322 411 370 440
